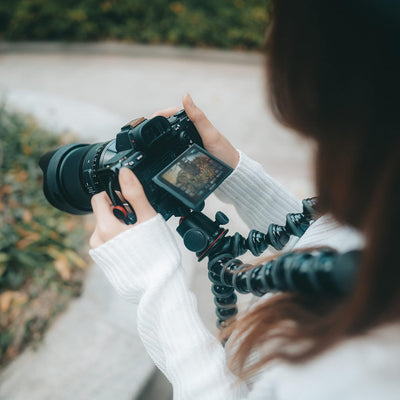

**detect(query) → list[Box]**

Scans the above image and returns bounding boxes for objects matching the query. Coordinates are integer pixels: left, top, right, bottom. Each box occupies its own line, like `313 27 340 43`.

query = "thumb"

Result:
119 168 157 223
182 93 221 145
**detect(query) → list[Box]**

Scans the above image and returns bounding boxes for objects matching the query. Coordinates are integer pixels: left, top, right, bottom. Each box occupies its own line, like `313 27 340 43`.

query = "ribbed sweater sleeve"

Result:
89 214 248 400
215 151 303 230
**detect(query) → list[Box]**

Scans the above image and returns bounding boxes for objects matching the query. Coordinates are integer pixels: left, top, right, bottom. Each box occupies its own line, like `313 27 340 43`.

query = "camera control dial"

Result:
183 229 208 252
179 131 193 146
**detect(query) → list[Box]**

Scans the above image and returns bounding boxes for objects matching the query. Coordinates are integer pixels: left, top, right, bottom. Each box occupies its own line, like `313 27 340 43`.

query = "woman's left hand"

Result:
89 168 157 249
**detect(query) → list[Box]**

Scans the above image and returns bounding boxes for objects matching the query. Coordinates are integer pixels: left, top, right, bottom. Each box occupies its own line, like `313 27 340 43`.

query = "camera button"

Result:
168 115 178 124
113 206 128 220
179 131 190 144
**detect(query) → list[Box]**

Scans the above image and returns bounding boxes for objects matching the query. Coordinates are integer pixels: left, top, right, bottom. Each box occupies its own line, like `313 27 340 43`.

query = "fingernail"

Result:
185 93 194 107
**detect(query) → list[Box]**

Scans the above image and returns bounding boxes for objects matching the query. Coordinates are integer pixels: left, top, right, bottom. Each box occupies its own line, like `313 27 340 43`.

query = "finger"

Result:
150 106 181 119
118 168 156 222
89 228 103 249
182 93 220 143
91 192 117 225
92 191 112 206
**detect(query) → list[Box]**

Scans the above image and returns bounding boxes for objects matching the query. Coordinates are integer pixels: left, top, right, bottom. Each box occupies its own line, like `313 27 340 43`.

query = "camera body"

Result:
40 110 233 224
87 110 203 222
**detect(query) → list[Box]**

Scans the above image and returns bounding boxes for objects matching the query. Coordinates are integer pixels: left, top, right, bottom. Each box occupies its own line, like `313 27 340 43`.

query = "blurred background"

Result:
0 1 314 399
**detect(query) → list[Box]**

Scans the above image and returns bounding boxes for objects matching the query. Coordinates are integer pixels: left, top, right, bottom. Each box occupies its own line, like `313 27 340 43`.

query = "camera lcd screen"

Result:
152 144 233 210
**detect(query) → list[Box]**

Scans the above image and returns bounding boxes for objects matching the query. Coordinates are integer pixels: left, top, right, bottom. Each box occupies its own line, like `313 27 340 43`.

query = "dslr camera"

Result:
40 110 232 224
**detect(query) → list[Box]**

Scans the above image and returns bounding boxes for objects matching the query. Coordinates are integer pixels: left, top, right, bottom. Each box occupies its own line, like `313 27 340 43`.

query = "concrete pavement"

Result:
0 42 314 400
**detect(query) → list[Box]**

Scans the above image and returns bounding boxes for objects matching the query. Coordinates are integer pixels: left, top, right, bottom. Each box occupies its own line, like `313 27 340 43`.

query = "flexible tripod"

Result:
176 198 359 328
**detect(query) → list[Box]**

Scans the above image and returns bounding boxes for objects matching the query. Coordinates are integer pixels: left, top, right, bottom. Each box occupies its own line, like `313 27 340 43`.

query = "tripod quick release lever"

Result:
215 211 229 225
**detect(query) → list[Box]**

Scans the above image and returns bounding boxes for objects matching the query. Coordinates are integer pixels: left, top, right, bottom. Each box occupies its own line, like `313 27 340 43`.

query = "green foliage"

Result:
0 106 88 368
0 0 271 49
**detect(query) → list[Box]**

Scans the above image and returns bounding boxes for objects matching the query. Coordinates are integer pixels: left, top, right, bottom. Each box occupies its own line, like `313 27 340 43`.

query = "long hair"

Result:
225 0 400 377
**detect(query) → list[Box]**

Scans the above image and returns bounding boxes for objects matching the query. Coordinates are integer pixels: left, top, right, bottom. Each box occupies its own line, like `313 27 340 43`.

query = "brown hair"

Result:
224 0 400 377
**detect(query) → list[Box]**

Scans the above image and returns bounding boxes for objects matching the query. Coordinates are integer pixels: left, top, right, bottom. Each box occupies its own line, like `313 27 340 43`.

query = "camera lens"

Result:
39 142 104 214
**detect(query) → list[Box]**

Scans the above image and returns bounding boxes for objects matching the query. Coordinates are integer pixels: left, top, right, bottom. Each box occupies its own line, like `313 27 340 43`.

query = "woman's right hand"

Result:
152 93 240 169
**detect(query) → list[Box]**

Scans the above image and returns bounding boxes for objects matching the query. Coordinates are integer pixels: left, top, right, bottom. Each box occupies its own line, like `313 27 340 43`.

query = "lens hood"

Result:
40 143 92 214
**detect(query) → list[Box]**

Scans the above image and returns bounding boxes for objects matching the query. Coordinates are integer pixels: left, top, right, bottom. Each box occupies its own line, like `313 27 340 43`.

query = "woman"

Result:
89 1 400 398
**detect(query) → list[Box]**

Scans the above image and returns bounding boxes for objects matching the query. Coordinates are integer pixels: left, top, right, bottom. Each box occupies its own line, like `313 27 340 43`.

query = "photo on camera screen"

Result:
153 144 233 210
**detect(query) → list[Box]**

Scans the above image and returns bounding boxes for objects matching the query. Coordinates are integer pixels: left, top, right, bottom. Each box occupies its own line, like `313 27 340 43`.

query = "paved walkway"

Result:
0 42 314 400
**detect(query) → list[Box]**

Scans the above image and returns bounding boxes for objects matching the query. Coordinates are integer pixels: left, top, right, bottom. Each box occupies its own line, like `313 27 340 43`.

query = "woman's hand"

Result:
90 94 238 248
89 168 157 249
152 93 239 169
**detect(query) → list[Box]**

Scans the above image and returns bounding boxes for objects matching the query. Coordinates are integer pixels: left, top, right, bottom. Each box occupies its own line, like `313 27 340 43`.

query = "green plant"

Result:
0 0 271 50
0 106 89 368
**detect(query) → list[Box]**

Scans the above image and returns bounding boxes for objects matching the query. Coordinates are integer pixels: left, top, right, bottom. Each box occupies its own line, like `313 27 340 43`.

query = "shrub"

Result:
0 0 271 50
0 106 89 369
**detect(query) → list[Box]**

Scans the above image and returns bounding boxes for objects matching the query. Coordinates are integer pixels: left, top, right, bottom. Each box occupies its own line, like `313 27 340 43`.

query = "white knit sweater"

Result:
90 151 400 400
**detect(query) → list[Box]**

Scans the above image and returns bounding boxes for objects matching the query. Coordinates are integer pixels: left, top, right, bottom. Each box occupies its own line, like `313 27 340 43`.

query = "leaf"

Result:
65 250 87 269
0 253 9 265
0 291 14 312
47 246 66 261
49 231 61 240
12 291 29 307
22 210 32 223
53 256 71 280
4 268 25 289
0 263 6 278
16 234 40 249
15 226 33 237
22 144 32 155
12 170 28 182
0 185 13 195
6 346 18 359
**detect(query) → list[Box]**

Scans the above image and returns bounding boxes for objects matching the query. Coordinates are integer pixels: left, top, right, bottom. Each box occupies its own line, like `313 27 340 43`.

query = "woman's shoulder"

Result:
252 323 400 400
